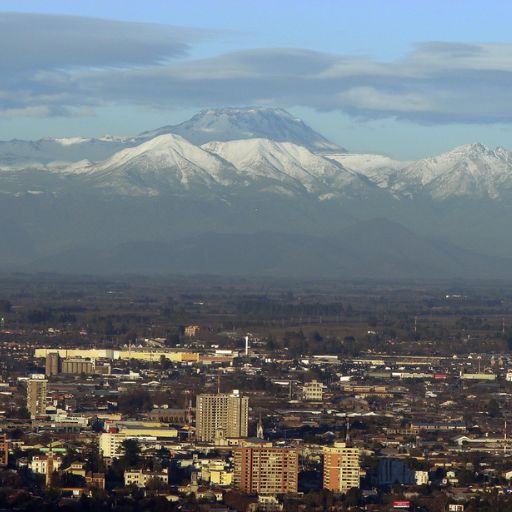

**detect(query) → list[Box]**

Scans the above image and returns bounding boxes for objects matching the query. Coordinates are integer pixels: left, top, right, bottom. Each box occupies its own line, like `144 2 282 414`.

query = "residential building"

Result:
124 468 168 488
0 435 8 466
27 377 48 418
415 470 430 486
196 390 248 442
323 442 360 493
233 446 299 495
302 380 324 401
99 432 126 459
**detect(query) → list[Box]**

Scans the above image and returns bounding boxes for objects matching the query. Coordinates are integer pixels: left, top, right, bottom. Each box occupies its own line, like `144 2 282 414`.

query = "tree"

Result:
118 389 153 415
120 439 141 469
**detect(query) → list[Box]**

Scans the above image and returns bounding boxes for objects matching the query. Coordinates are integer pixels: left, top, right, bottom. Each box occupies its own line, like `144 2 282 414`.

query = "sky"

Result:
1 0 512 158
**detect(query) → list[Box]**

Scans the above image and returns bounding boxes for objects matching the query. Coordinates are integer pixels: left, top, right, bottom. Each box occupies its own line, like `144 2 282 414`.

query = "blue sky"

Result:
1 0 512 158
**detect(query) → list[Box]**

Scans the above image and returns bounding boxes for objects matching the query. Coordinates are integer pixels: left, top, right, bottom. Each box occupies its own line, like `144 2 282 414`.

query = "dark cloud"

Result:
2 14 512 125
0 12 204 72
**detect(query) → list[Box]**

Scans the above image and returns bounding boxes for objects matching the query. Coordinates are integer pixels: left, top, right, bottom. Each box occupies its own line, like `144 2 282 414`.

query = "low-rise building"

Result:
124 468 168 488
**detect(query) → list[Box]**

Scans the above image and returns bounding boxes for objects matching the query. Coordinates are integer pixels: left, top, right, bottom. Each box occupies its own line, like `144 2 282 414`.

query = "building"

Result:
148 408 191 424
27 377 48 418
184 325 200 337
45 352 61 376
376 459 415 487
30 454 62 486
323 442 360 493
196 391 248 442
233 446 299 495
200 460 233 486
124 468 168 488
0 435 8 466
302 380 324 401
99 432 127 459
85 472 106 490
415 470 430 486
61 358 94 375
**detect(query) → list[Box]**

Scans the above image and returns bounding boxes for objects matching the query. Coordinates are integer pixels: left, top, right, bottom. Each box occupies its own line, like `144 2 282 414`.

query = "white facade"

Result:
30 455 62 475
415 470 429 486
99 432 127 459
124 468 168 488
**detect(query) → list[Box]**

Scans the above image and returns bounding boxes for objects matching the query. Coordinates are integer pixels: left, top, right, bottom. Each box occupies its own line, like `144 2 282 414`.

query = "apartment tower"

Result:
323 442 360 493
196 390 248 442
27 378 48 418
233 446 299 495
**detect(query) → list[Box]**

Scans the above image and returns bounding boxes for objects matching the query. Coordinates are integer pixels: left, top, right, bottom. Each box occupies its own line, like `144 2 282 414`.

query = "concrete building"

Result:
233 446 299 495
30 454 62 486
302 380 324 401
124 468 168 488
376 459 415 486
99 432 127 459
61 358 94 375
184 325 200 337
0 435 8 466
415 470 430 486
27 377 48 418
45 352 60 377
323 442 360 493
34 348 200 363
196 391 248 442
200 460 233 486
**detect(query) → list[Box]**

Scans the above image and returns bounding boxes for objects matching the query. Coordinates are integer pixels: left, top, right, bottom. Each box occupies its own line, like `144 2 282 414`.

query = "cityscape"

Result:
1 1 512 511
0 277 510 511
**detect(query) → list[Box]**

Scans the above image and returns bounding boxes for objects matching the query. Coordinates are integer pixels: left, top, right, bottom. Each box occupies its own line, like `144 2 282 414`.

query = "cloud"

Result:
0 12 202 72
2 13 512 125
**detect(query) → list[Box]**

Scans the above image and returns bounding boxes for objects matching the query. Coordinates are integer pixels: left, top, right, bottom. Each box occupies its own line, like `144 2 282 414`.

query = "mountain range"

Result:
1 107 512 279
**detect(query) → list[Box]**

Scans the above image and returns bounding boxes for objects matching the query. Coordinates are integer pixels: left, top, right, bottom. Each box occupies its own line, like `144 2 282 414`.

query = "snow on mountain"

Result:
326 144 512 200
385 143 512 200
80 134 242 195
0 136 134 167
202 138 365 196
325 153 410 189
140 107 343 152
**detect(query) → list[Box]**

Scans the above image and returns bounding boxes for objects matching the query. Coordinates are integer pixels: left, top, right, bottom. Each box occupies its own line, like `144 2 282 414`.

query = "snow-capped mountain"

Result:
388 143 512 200
69 135 367 198
325 153 410 189
78 134 242 195
203 138 366 196
328 144 512 200
0 136 134 169
0 108 342 171
140 107 343 152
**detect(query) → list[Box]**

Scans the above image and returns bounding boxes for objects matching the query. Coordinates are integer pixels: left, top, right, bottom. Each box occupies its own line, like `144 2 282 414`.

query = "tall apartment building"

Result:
233 446 299 495
27 378 48 418
45 352 61 376
0 434 8 466
196 390 248 442
323 442 360 493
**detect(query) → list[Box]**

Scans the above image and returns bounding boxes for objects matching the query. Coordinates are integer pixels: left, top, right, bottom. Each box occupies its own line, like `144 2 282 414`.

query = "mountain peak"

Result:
139 106 344 152
446 142 492 156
